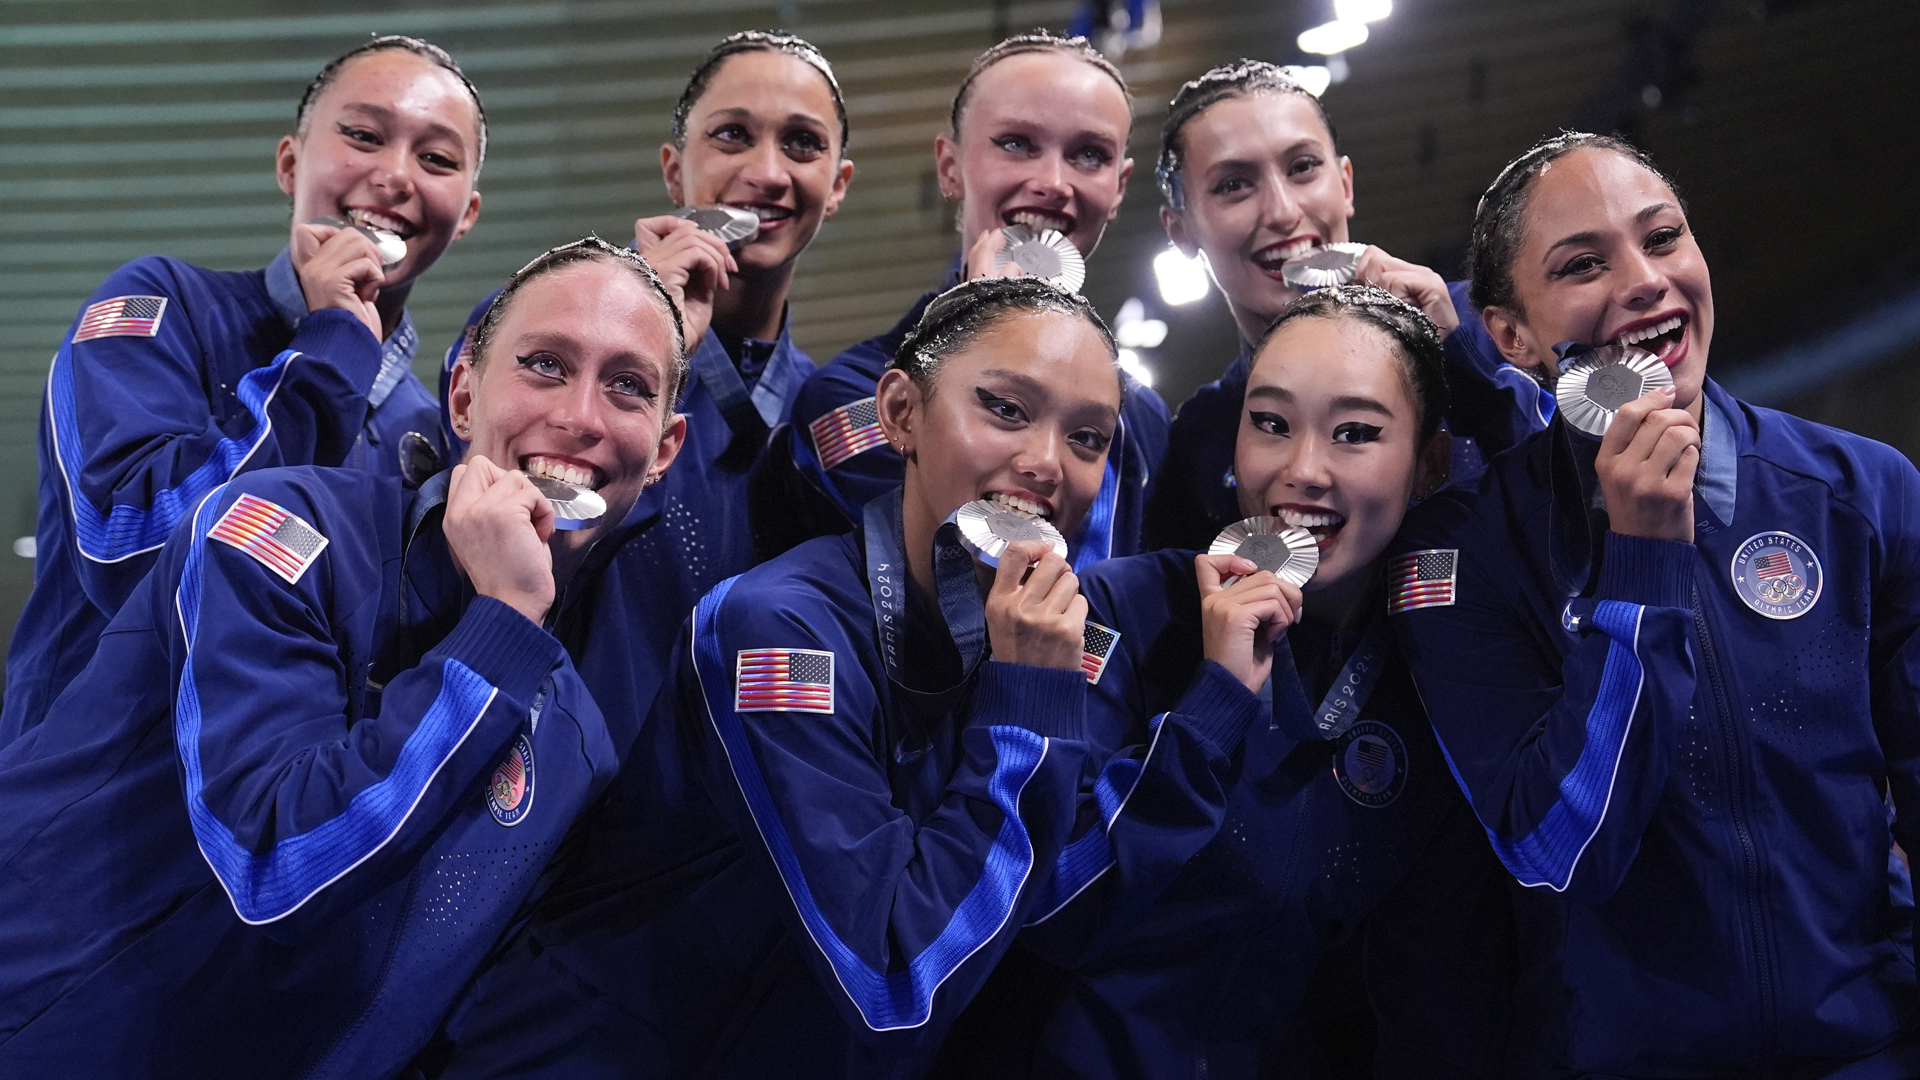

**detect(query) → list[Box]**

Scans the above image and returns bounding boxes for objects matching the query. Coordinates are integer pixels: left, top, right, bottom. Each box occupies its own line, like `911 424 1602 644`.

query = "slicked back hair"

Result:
295 35 488 173
948 30 1130 135
893 276 1118 396
670 31 849 157
1156 60 1336 211
1253 284 1449 444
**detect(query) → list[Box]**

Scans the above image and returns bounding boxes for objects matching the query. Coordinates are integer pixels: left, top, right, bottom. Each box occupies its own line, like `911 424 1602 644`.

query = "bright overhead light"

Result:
1334 0 1392 23
1117 348 1156 388
1153 247 1210 306
1117 318 1168 350
1281 64 1332 97
1297 19 1368 55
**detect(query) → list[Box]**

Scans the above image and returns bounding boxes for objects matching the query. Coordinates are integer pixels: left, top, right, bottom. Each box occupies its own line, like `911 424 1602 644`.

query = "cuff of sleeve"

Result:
435 596 565 706
1176 662 1264 753
289 307 384 395
1598 532 1695 608
975 661 1086 742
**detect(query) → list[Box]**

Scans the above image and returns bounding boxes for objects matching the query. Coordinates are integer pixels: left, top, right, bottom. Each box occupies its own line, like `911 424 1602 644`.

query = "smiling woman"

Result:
0 35 485 748
763 30 1169 569
0 238 691 1079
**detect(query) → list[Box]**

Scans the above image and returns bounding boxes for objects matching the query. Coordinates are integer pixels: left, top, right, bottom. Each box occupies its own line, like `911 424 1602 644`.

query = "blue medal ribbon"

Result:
862 489 988 685
1269 614 1391 742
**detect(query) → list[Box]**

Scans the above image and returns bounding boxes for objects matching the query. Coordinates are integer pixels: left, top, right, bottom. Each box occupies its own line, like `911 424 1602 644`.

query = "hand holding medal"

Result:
1196 517 1314 693
985 224 1087 294
526 474 607 531
1576 344 1698 544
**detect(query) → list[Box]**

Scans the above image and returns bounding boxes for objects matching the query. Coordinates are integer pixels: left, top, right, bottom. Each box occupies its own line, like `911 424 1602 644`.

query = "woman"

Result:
1392 133 1920 1075
0 238 687 1080
425 277 1125 1079
3 35 485 745
1142 60 1546 553
761 30 1168 567
955 286 1511 1078
442 31 852 741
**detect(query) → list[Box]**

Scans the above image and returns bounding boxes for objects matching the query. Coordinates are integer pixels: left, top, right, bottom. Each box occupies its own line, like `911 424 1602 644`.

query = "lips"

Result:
1275 504 1345 548
522 454 604 491
1610 311 1689 366
988 490 1053 520
1251 236 1323 276
345 206 415 240
726 202 794 228
1006 209 1074 235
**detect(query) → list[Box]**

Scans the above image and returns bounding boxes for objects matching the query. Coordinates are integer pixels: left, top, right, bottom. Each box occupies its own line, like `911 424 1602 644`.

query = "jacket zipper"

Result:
1691 581 1777 1065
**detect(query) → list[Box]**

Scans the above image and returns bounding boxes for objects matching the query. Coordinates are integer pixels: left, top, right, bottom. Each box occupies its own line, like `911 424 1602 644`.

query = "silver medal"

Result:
1280 242 1367 290
993 224 1086 294
675 205 761 249
1209 516 1319 587
528 475 606 531
308 215 407 270
949 499 1069 567
1554 343 1673 436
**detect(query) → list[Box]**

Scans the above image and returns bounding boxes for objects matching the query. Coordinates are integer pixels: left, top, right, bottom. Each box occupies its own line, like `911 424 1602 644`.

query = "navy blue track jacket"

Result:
2 250 444 744
1392 379 1920 1076
0 466 629 1080
951 550 1511 1079
751 273 1171 566
424 491 1096 1079
1144 281 1547 552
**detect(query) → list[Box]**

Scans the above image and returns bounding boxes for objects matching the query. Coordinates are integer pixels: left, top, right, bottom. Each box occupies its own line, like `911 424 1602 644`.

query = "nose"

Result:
1278 433 1332 496
1012 427 1064 490
737 139 790 196
1615 247 1669 312
369 143 416 204
1027 152 1070 203
1256 173 1304 236
548 379 606 443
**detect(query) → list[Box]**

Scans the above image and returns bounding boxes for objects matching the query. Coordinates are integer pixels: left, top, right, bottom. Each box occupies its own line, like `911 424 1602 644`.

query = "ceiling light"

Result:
1281 64 1333 97
1298 20 1368 55
1154 247 1210 306
1334 0 1392 23
1117 348 1156 388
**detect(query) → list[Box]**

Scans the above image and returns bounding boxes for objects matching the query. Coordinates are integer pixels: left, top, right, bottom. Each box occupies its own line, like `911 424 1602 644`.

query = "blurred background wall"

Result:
2 0 1917 674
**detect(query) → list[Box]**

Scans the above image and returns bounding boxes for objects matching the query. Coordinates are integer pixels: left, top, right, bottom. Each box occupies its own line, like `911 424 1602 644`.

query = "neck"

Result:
373 282 412 341
1301 566 1377 634
711 260 795 343
1227 297 1286 355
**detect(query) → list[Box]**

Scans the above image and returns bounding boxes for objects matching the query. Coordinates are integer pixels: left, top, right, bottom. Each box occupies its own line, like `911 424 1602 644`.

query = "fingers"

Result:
1603 386 1697 469
991 540 1068 601
1194 553 1258 595
1354 246 1459 334
964 228 1009 281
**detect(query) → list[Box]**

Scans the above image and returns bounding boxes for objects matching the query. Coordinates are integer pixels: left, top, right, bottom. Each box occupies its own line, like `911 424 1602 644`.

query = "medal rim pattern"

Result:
994 224 1087 294
1332 719 1408 809
676 204 762 247
527 474 606 531
1208 515 1319 587
1728 529 1823 620
1280 242 1368 290
1554 344 1672 436
950 499 1069 567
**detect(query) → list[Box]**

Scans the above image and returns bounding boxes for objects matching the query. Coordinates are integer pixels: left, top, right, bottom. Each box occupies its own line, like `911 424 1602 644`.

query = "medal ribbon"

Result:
1268 614 1391 742
688 332 770 444
863 490 989 686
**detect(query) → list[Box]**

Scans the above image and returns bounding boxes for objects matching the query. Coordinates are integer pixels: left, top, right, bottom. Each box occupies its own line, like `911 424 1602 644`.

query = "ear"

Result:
648 411 689 484
451 188 482 244
1414 427 1452 502
823 156 856 221
661 142 685 206
875 369 921 458
1481 305 1550 376
1107 155 1135 222
933 131 962 204
1337 155 1356 226
1161 204 1198 258
275 134 299 198
447 355 478 444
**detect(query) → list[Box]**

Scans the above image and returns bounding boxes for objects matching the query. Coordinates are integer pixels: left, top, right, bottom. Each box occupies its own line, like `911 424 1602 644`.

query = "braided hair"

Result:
1254 284 1449 443
1156 60 1336 210
949 30 1130 134
671 31 848 156
893 276 1117 394
296 36 488 172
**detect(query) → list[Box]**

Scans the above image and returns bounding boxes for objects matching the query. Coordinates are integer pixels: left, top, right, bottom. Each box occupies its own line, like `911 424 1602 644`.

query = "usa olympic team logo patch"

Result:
1333 720 1408 809
486 733 535 826
1730 531 1821 620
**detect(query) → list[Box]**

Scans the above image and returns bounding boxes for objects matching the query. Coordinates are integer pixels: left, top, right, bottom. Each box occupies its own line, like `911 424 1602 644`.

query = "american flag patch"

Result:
1081 621 1121 685
208 493 329 586
73 295 167 342
809 396 889 469
1388 549 1458 614
735 648 836 714
1752 550 1794 579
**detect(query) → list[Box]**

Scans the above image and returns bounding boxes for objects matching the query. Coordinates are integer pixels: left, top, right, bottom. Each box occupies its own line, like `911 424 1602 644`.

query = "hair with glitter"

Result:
1254 284 1449 443
1156 60 1337 211
1468 131 1681 314
948 29 1131 134
670 31 849 156
472 236 691 406
295 35 488 172
892 276 1118 393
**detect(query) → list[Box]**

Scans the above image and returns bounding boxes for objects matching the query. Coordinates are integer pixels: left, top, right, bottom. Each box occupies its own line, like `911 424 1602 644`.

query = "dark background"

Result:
2 0 1917 669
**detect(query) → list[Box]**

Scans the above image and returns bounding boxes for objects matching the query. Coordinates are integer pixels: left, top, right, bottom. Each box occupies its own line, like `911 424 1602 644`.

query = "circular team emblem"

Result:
1333 720 1408 809
1729 531 1822 620
486 733 535 827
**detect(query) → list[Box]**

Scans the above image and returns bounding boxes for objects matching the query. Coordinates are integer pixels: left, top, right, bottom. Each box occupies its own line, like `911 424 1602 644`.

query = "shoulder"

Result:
1169 372 1244 429
1740 399 1920 526
199 466 401 549
1080 550 1197 631
1395 429 1553 557
711 533 868 630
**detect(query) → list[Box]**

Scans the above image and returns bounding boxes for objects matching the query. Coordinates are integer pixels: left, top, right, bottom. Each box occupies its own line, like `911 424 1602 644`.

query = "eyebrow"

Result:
1542 202 1684 258
976 368 1121 426
512 331 668 373
337 102 470 150
1205 139 1324 173
702 106 831 131
1246 383 1396 418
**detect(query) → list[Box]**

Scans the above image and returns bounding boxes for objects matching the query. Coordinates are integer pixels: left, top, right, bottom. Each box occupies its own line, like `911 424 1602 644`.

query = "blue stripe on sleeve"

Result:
691 576 1051 1031
49 342 304 564
1433 599 1647 892
1070 456 1120 573
1024 712 1166 924
172 487 501 924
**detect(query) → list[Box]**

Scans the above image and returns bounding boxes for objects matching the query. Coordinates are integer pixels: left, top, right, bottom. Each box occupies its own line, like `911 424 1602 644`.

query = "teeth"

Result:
730 204 791 222
1010 210 1072 234
347 208 409 237
1254 237 1319 267
1615 315 1683 347
525 456 596 489
990 492 1051 519
1278 508 1343 530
